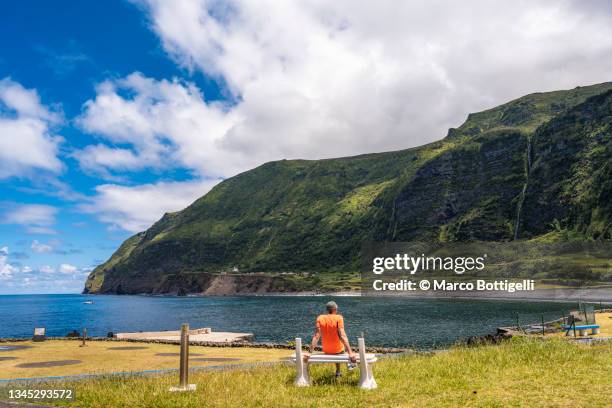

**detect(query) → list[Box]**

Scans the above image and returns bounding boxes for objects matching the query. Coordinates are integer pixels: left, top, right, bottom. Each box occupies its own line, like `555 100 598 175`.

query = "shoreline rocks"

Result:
0 337 408 354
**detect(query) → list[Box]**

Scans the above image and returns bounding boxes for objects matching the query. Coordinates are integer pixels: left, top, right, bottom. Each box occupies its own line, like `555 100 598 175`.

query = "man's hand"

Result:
348 352 357 363
303 353 310 363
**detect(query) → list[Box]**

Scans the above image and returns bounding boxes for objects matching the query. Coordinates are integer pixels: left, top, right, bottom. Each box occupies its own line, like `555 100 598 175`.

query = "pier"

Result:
115 328 253 344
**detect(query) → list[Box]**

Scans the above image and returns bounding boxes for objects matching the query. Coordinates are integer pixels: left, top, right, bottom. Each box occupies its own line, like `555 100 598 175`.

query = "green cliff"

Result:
85 82 612 294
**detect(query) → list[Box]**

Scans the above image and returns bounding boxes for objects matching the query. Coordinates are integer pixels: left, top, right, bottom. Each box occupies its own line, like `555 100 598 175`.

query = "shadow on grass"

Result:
284 367 360 387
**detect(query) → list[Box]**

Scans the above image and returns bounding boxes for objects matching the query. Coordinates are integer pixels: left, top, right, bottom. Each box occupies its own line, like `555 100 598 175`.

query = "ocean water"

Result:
0 295 578 348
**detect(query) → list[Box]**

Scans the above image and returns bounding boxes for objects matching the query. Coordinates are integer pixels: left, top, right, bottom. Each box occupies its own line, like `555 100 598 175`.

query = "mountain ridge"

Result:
84 82 612 294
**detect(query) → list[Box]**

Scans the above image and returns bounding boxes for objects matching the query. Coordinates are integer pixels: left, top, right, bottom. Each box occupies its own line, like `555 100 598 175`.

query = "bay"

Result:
0 294 577 348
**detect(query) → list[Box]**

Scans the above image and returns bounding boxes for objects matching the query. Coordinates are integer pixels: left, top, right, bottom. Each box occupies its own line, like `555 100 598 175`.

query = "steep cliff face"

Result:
85 83 612 294
391 130 528 241
521 90 612 239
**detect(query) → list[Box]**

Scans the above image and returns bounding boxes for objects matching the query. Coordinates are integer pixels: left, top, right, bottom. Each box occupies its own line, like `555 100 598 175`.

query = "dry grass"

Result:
0 340 291 379
596 312 612 335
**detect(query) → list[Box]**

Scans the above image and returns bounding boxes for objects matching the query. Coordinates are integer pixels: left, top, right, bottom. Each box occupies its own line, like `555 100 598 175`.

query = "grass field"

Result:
1 337 610 407
0 340 290 379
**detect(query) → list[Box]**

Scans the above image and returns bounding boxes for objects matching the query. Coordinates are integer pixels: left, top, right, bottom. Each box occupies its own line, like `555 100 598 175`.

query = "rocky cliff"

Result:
85 82 612 294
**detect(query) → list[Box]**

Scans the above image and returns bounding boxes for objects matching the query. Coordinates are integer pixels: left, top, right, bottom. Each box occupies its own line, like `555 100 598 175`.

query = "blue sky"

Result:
2 0 612 294
0 1 226 293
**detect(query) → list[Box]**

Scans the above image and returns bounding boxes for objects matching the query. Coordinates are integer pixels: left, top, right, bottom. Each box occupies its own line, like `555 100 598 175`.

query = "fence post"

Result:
180 323 189 387
515 314 520 331
80 328 87 347
169 323 196 392
541 315 545 337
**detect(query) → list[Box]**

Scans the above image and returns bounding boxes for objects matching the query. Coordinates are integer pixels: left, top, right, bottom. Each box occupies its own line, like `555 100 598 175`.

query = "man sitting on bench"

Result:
306 301 357 377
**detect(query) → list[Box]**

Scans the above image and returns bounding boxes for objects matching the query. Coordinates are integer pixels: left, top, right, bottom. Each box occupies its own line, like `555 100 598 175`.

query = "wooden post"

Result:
179 323 189 387
80 328 87 347
169 323 196 392
515 314 520 331
541 315 545 337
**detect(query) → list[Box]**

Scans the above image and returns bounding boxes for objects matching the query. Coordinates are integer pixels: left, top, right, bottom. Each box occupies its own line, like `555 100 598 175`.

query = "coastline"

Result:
95 288 612 303
2 293 604 348
0 336 409 354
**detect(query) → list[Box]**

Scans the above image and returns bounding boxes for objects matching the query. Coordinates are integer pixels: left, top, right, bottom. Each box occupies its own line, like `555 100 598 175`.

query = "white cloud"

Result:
25 226 58 235
59 263 78 274
0 248 87 293
2 204 58 234
80 179 219 232
0 273 86 294
0 247 18 280
0 78 63 178
40 265 55 274
76 73 240 178
31 240 53 253
78 0 608 181
0 246 28 281
73 0 612 232
72 144 147 175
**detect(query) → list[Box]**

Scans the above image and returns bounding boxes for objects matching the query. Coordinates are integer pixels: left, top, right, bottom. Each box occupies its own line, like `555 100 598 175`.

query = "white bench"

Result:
291 337 377 389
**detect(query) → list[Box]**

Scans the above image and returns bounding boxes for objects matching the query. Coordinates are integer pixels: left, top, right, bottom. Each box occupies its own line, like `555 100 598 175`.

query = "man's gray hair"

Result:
326 301 338 311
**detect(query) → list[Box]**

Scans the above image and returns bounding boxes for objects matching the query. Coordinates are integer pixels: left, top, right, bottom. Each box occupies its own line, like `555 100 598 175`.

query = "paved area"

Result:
116 328 253 343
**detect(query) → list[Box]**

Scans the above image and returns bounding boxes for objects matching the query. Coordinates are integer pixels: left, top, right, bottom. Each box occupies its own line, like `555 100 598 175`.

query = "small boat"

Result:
83 300 94 304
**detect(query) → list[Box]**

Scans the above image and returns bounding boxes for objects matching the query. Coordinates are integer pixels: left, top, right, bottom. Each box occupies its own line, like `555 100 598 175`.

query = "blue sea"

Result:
0 295 578 348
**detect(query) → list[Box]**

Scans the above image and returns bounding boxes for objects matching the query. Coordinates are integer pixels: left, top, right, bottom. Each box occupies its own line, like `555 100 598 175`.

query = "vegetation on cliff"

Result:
85 82 612 294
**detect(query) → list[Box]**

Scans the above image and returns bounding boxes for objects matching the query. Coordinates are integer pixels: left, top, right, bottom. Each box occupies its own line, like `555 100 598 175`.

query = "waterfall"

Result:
514 136 532 240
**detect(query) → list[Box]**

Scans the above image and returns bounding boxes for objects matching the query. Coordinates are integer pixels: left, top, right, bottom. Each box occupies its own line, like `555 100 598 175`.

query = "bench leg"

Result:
294 338 310 387
592 328 600 335
578 329 587 337
357 337 377 390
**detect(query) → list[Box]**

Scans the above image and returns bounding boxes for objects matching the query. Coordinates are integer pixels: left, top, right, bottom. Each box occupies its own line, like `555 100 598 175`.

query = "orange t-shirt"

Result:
316 314 345 354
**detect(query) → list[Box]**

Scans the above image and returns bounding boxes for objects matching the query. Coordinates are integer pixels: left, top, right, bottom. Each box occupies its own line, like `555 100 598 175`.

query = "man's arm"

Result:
338 327 357 362
304 326 321 362
310 326 321 353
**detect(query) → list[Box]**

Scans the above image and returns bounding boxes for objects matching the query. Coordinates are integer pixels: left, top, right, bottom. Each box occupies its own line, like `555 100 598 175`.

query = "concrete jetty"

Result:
116 328 253 344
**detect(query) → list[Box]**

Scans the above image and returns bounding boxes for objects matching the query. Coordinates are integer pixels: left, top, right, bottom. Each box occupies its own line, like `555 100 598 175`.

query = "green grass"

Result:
5 338 610 407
